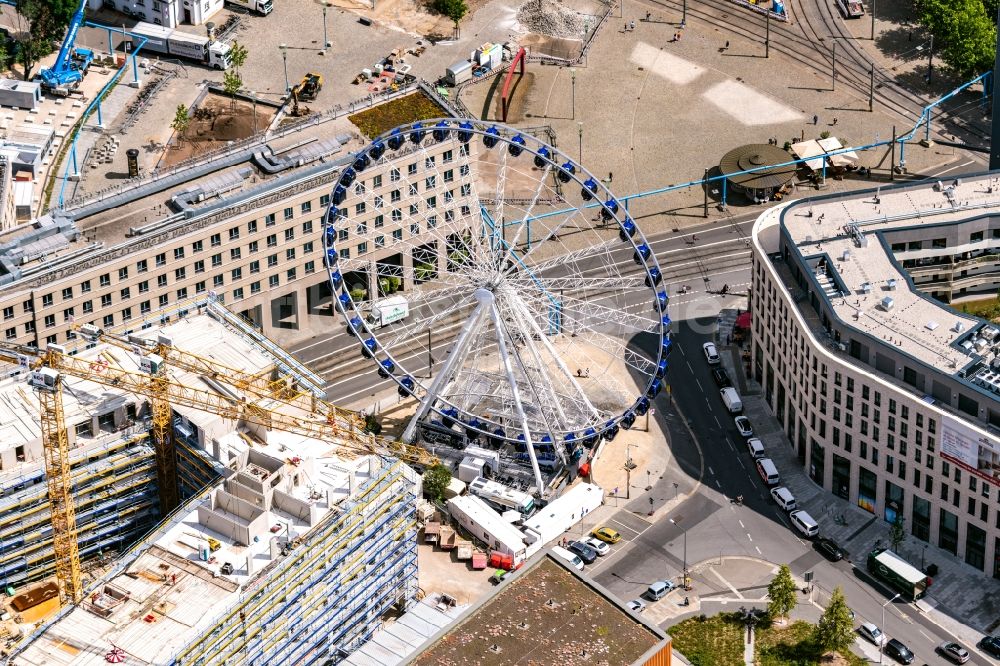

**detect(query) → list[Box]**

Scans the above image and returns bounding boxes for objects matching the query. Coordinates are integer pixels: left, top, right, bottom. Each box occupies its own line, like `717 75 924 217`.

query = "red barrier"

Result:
500 47 527 122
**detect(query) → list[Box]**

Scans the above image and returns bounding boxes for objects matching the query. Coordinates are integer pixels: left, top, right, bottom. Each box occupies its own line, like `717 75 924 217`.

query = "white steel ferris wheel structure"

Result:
323 119 672 492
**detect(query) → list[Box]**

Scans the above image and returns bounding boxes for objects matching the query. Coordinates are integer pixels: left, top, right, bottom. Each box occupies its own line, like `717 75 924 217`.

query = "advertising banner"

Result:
940 418 1000 487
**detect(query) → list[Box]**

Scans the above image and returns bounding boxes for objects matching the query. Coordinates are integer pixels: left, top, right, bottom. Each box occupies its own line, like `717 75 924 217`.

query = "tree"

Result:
229 41 248 77
423 464 452 502
889 515 907 553
766 564 798 621
815 586 856 655
170 104 191 146
12 0 77 80
916 0 996 78
222 69 243 111
433 0 468 37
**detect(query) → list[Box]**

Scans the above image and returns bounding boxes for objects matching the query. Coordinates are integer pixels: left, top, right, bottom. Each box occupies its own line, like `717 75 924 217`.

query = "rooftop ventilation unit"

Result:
840 250 851 261
953 322 965 334
886 279 897 290
860 282 872 294
880 297 895 311
982 326 999 342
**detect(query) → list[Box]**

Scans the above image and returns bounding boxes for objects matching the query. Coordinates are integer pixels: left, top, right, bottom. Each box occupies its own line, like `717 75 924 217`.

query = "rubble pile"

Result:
516 0 586 38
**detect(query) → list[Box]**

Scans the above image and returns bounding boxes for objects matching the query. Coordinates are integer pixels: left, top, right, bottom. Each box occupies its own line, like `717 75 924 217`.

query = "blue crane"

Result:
38 0 94 95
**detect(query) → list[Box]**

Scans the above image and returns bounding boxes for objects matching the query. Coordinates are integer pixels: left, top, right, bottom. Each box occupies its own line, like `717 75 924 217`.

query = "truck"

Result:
444 60 473 87
866 548 931 601
366 296 408 328
468 476 535 517
225 0 273 14
128 22 231 70
295 72 323 101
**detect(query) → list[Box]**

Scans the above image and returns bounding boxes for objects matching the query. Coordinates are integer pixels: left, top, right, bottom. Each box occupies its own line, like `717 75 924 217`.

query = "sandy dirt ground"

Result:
160 94 277 168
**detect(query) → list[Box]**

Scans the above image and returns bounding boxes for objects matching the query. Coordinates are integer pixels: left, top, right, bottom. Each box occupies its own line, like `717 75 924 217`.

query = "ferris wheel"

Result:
323 119 671 490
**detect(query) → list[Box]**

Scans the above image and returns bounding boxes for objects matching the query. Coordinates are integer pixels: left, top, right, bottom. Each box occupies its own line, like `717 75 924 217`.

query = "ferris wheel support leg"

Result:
402 291 491 444
489 301 546 495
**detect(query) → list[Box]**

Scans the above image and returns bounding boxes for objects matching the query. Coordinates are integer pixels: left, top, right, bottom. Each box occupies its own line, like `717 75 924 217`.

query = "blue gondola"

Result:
332 185 347 205
330 270 343 287
508 134 525 157
353 152 370 172
603 420 619 441
662 314 672 330
483 126 500 148
387 128 404 150
600 198 619 221
337 293 351 311
647 378 662 398
324 225 336 246
656 290 668 311
635 397 650 416
515 433 527 452
557 161 575 183
361 337 377 358
534 146 551 168
398 375 414 397
645 267 662 287
655 359 668 378
432 121 450 142
491 427 506 448
465 419 484 438
457 121 474 143
582 427 598 447
621 410 637 429
410 122 425 144
564 432 577 446
633 244 651 264
347 315 363 336
662 337 672 357
377 359 396 378
370 141 385 160
441 407 459 428
324 248 338 269
619 217 636 240
581 177 598 201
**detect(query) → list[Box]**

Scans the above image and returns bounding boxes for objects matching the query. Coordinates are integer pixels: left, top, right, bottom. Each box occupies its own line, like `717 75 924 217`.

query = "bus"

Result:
866 548 931 601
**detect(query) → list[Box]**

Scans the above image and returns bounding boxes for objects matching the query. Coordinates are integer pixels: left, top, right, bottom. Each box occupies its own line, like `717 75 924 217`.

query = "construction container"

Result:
455 539 472 560
439 525 456 550
471 551 488 570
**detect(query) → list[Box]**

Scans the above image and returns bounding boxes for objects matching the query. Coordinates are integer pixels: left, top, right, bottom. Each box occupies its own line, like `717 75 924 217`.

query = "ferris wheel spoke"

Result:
556 291 660 334
505 162 553 251
515 236 625 280
521 275 648 292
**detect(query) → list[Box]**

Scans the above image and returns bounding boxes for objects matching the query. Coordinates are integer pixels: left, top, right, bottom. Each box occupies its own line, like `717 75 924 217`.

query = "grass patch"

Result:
755 620 866 666
348 92 446 139
955 296 1000 321
668 614 745 666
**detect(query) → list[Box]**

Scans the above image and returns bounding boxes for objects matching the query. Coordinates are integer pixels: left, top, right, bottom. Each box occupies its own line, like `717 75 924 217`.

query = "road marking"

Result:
918 629 932 641
708 466 715 476
755 546 762 555
685 360 693 372
715 479 722 488
931 160 974 177
695 378 704 392
713 415 721 427
709 569 744 599
736 457 744 468
738 520 745 529
608 519 645 538
746 533 752 542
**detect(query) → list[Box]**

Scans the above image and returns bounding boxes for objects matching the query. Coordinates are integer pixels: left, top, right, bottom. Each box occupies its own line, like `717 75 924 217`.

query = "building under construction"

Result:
0 300 420 664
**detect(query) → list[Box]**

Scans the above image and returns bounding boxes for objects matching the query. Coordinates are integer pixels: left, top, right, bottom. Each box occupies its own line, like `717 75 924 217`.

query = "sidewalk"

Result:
717 313 1000 643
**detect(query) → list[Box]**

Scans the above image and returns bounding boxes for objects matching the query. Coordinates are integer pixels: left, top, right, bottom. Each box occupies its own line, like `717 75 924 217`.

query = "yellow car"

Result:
591 527 621 544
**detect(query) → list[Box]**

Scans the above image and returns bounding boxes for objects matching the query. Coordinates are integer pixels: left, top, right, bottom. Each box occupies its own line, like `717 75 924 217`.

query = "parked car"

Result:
978 636 1000 658
711 367 731 387
583 537 610 556
734 416 754 438
936 642 970 664
646 579 677 600
884 638 914 664
858 622 886 646
702 342 720 365
814 537 845 561
627 598 646 614
746 437 765 458
770 486 797 511
591 527 621 543
567 540 598 564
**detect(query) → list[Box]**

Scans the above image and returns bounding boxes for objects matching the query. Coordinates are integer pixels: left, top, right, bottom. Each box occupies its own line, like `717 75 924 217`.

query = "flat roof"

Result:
409 554 667 666
778 175 993 377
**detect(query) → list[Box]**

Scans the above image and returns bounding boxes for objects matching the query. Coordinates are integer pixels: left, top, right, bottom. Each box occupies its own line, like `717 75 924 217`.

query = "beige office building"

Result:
750 174 1000 575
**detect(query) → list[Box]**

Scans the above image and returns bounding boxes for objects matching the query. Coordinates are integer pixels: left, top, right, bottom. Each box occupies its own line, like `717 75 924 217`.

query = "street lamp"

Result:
279 43 289 94
670 518 688 589
569 68 576 119
248 90 257 134
316 0 333 51
577 121 583 164
879 593 901 664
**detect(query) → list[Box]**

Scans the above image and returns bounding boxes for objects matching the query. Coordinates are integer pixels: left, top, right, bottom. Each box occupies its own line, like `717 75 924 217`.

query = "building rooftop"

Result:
778 174 998 379
409 554 668 666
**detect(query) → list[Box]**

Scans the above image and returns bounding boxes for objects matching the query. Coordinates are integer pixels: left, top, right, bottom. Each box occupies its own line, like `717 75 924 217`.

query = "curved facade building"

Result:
750 174 1000 574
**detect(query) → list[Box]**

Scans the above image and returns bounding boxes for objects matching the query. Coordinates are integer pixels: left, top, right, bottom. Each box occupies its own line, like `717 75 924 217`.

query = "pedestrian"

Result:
724 40 730 49
645 10 651 20
630 20 635 30
833 117 838 125
624 22 628 31
812 114 818 125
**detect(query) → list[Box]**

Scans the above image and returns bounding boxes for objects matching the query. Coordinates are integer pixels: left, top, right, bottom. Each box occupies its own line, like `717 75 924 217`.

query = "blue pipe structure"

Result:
526 71 992 220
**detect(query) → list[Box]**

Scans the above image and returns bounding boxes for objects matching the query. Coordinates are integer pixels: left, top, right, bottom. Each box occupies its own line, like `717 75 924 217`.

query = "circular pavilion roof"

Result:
719 143 797 190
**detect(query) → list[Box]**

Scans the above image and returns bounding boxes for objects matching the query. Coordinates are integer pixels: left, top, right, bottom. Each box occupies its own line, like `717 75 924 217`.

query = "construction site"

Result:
0 298 425 664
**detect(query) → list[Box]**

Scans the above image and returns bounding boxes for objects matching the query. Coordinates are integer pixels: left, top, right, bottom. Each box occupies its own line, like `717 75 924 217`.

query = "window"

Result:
355 202 367 215
392 229 403 243
301 201 312 214
425 155 435 168
212 254 222 267
425 176 436 189
159 294 169 307
140 301 151 314
267 234 278 248
286 248 296 261
177 287 188 300
410 223 420 236
192 240 203 253
374 214 384 228
210 233 222 247
62 307 73 322
303 241 314 254
408 182 419 196
375 235 385 248
409 204 419 216
195 281 206 294
284 228 295 242
970 231 984 243
407 162 417 176
287 268 297 281
269 275 280 288
101 294 112 308
427 215 437 229
156 252 167 266
284 206 294 221
248 220 258 233
230 248 242 260
137 259 148 273
194 260 205 274
157 274 168 288
265 213 276 226
44 314 55 328
268 254 278 268
42 293 53 307
229 227 240 241
249 240 259 254
1 306 11 320
138 280 149 294
120 288 131 301
82 301 93 314
390 168 400 182
24 321 34 333
174 267 186 281
102 314 114 328
233 287 244 300
443 168 454 183
251 281 261 294
121 307 132 321
231 268 242 281
61 287 73 301
374 195 384 209
213 275 224 287
443 149 453 163
391 209 402 222
302 220 313 234
173 247 185 261
391 189 401 203
305 260 315 274
4 327 14 340
250 260 260 274
357 242 368 255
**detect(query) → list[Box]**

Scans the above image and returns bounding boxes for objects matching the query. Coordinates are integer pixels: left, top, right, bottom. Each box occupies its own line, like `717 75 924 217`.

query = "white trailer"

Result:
130 21 231 69
447 495 527 565
468 476 535 516
366 295 408 328
522 482 604 555
225 0 273 14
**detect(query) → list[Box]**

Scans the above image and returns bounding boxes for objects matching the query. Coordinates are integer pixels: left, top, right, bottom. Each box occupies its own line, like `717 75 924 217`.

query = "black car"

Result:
884 638 914 664
979 636 1000 658
567 540 598 564
711 367 731 388
814 537 845 562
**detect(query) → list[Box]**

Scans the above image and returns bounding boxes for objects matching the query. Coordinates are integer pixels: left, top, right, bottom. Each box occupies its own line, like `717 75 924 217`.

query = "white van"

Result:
551 545 584 571
770 486 797 511
746 438 765 458
720 387 743 413
755 458 780 486
790 510 819 537
646 580 676 601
